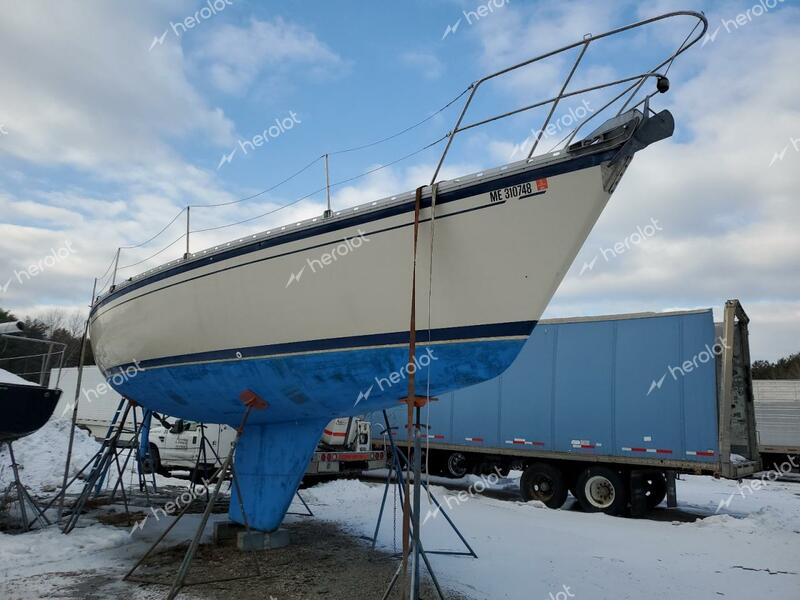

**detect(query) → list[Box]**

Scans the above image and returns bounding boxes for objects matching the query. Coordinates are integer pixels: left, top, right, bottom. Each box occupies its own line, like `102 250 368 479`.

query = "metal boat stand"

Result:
1 441 51 531
375 410 476 600
372 411 476 560
60 397 153 533
287 489 314 517
123 391 266 600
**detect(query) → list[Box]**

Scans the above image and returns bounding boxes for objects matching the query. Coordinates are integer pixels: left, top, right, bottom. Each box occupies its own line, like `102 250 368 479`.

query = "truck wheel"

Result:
575 466 628 515
444 452 469 479
644 472 668 509
141 444 162 475
520 463 568 508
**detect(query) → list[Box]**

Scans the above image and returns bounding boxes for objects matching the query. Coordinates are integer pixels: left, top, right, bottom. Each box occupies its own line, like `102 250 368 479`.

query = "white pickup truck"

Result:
52 367 385 480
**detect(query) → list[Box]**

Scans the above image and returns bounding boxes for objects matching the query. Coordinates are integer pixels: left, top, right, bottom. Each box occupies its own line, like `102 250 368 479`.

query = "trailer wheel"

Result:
520 463 568 508
644 472 667 509
444 452 469 479
576 467 628 515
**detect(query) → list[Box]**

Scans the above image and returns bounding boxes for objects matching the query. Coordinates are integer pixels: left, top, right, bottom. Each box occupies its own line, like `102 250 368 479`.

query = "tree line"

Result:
752 352 800 380
0 307 95 383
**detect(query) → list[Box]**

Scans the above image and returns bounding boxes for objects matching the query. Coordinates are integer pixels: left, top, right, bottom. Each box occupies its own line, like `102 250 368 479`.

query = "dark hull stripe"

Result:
109 320 537 372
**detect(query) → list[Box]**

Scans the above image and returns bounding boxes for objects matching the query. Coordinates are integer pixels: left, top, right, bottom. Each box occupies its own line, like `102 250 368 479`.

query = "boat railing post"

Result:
527 37 591 160
185 206 191 258
430 83 478 186
324 153 333 218
110 248 120 289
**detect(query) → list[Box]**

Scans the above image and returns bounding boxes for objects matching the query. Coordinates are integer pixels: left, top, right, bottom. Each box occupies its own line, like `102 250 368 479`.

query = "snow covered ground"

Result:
298 473 800 600
1 421 798 599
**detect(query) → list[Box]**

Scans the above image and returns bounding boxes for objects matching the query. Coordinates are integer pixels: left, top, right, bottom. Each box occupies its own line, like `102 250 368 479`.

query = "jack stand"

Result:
372 412 476 559
61 398 150 534
123 390 267 600
288 490 314 517
377 409 476 600
2 442 50 531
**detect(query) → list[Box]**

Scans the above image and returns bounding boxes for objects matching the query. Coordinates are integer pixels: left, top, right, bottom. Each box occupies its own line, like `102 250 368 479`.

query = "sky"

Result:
0 0 798 361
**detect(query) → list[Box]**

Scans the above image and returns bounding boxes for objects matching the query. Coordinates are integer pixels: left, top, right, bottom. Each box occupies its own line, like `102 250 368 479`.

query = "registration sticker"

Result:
489 179 548 203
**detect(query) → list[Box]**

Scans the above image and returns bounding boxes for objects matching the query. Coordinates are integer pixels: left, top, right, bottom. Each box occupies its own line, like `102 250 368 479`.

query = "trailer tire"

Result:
444 452 469 479
576 466 628 515
520 463 568 509
644 472 668 509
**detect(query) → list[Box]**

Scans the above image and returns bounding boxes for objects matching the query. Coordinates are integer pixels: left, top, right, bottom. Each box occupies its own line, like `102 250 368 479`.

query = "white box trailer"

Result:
753 380 800 468
51 367 385 478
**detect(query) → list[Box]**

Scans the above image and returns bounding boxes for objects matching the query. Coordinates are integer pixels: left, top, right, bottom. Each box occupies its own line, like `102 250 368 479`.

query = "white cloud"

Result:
0 2 234 173
194 17 344 95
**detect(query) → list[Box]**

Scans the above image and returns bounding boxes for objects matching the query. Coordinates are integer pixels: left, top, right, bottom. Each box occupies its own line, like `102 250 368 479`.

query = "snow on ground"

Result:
298 473 800 600
1 421 798 600
0 419 101 494
0 368 37 386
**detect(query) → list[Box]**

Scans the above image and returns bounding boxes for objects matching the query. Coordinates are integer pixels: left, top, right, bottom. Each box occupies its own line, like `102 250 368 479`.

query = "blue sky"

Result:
0 0 798 360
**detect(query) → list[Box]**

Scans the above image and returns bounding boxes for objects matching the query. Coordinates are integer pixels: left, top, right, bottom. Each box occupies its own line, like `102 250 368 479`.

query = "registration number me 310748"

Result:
489 178 548 203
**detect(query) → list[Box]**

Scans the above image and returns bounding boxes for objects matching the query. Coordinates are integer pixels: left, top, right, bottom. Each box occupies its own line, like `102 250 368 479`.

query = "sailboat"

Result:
88 11 708 531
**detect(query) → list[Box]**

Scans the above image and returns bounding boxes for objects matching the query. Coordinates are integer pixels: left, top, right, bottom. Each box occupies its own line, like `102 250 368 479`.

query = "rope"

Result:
116 234 186 272
187 135 446 236
190 155 324 209
120 208 186 250
327 86 470 156
424 183 438 500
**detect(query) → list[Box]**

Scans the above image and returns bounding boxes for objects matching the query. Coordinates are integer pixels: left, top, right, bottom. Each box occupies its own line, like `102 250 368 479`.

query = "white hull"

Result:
91 158 612 372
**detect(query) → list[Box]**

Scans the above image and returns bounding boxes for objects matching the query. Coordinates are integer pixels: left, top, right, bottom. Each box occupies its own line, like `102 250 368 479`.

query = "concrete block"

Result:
236 528 290 552
213 520 244 544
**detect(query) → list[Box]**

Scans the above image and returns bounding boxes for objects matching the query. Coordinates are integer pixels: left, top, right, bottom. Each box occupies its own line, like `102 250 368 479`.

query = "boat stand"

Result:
60 397 152 533
1 442 51 531
123 391 266 600
287 490 314 517
375 410 476 600
372 412 476 559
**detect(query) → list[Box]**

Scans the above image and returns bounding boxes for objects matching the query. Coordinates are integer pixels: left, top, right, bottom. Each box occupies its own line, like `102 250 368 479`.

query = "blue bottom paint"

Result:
115 339 526 425
229 419 328 531
112 337 527 530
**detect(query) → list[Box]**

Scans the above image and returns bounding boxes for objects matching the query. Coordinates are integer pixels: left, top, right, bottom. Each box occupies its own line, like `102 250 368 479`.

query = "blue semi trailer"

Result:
373 300 760 515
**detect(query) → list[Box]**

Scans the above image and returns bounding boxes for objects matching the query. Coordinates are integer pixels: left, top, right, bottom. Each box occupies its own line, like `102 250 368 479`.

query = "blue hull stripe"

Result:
110 320 537 372
93 149 616 314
